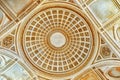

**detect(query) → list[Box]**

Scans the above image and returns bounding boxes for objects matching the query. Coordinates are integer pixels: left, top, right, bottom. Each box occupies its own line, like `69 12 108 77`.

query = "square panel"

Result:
89 0 119 23
4 0 33 14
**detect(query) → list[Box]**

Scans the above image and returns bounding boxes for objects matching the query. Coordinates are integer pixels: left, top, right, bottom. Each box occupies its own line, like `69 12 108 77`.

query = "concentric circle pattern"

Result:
18 2 98 78
24 8 92 72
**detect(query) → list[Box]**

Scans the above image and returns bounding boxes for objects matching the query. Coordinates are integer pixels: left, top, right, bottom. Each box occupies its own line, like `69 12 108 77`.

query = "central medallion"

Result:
50 32 66 48
47 30 69 51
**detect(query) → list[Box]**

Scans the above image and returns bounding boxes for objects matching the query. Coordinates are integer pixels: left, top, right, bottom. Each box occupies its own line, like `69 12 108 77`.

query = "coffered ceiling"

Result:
0 0 120 80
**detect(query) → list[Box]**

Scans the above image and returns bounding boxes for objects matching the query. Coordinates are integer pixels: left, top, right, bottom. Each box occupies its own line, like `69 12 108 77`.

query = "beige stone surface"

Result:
0 0 120 80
